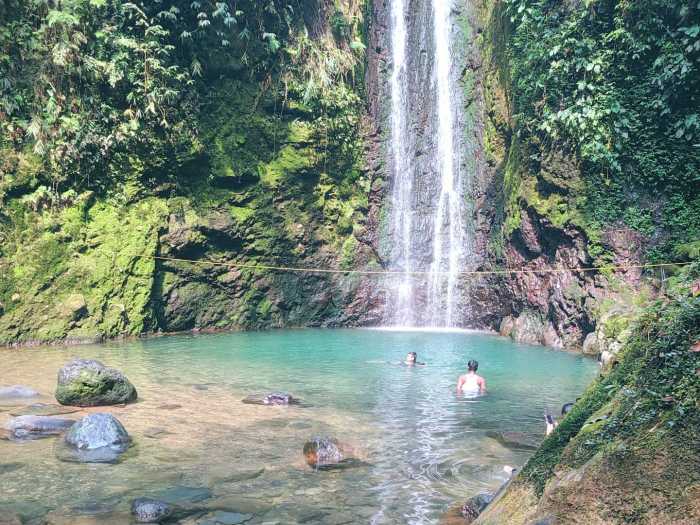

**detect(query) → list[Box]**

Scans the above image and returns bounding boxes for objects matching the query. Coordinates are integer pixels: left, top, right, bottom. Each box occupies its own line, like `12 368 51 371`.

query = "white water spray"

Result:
388 0 414 326
384 0 469 328
426 0 466 327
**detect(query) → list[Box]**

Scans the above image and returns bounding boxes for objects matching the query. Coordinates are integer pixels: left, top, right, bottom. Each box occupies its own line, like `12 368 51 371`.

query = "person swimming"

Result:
404 352 425 366
457 360 486 395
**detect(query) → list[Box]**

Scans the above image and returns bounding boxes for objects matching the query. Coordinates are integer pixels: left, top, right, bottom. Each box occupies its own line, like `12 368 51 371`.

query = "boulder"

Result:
499 316 515 338
0 385 40 400
582 332 599 355
61 413 130 463
131 498 172 523
5 415 75 440
56 359 137 406
303 437 344 469
461 492 494 523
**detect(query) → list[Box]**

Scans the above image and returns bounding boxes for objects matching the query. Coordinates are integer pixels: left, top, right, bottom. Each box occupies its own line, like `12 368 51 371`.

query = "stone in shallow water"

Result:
154 486 213 505
131 498 172 523
5 415 76 440
0 463 24 475
55 359 137 407
196 511 253 525
59 413 130 463
486 431 540 451
9 403 81 417
241 392 298 406
461 492 494 522
156 404 182 411
0 385 40 400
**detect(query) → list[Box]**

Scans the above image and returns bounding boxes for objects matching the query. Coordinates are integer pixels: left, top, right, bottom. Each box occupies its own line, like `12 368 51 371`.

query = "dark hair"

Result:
467 360 478 371
407 352 417 358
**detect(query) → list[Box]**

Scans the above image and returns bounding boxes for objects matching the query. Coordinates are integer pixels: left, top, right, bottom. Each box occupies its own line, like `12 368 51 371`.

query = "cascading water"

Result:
388 0 414 327
384 0 471 328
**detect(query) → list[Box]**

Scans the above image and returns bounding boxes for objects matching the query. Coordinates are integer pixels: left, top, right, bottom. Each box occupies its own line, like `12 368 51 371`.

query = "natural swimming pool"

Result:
0 329 598 524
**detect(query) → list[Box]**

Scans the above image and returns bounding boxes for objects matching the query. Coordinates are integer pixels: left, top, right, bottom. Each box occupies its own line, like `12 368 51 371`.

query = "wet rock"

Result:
61 413 130 463
5 415 75 440
242 392 296 406
582 332 599 355
9 403 81 417
542 323 563 348
302 437 357 470
131 498 172 523
56 359 137 406
486 431 540 451
0 385 40 400
499 316 515 338
461 492 494 522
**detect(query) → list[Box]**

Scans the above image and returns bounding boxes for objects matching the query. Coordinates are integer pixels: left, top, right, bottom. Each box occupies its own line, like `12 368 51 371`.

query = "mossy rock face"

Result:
55 359 137 407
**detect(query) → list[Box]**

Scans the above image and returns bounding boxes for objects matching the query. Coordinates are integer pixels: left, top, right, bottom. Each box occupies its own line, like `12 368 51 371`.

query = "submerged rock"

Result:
10 403 81 417
56 359 137 406
486 431 540 451
131 498 172 523
61 413 130 463
242 392 297 406
154 486 213 505
461 492 494 522
302 437 356 470
5 415 75 440
0 385 40 400
195 511 252 525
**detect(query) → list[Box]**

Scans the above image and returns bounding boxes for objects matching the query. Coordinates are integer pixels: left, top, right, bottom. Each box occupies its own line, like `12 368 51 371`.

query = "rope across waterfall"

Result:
128 253 692 277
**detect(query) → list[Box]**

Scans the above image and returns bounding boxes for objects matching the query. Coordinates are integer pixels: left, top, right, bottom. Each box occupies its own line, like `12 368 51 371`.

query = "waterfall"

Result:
384 0 470 328
388 0 414 327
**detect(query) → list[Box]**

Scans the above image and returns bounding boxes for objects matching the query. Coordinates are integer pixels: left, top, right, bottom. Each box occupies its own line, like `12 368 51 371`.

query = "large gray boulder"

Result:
5 415 75 440
61 413 130 463
55 359 137 406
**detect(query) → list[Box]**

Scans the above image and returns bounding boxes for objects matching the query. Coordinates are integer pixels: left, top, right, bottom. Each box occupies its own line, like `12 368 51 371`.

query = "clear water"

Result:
0 329 597 524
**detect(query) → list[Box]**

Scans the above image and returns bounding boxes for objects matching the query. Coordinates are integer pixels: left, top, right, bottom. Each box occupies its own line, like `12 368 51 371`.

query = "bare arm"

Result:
456 376 464 392
478 376 487 393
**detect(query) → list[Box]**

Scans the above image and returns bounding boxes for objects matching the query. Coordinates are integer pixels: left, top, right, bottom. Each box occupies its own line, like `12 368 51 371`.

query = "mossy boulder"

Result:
55 359 137 407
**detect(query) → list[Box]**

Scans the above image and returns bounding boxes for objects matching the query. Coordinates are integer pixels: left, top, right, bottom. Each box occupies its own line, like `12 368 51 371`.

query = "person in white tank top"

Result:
457 360 486 396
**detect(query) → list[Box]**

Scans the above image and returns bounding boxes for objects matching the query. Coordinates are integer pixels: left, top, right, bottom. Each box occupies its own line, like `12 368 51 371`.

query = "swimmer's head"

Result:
467 359 479 372
405 352 417 363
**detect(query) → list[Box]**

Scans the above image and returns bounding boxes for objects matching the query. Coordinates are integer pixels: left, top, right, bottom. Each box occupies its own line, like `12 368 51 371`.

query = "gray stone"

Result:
56 358 137 406
131 498 172 523
0 385 40 400
5 415 75 439
582 332 599 355
61 413 130 463
461 492 494 522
